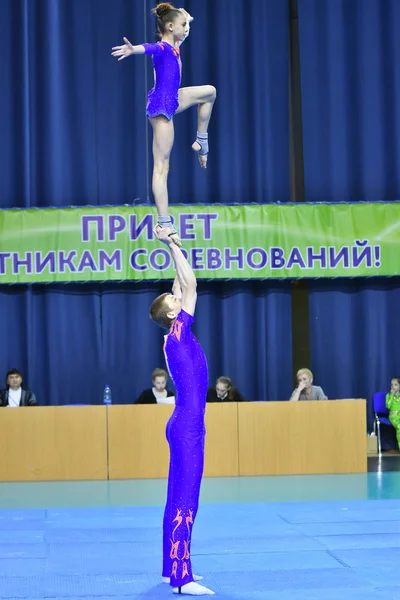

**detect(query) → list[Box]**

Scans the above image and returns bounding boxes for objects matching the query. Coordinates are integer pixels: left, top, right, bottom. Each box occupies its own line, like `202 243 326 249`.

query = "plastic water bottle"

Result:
103 385 112 405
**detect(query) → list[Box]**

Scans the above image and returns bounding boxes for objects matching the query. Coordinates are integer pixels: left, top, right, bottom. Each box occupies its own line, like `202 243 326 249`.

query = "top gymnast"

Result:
111 3 217 246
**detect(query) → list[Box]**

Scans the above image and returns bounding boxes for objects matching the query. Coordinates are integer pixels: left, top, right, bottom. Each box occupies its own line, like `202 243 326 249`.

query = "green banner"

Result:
0 203 398 283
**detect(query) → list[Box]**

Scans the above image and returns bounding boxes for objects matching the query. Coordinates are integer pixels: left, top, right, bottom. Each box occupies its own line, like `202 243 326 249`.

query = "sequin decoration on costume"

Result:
142 42 182 120
186 509 193 539
162 310 208 587
163 310 208 411
183 540 190 560
182 561 189 578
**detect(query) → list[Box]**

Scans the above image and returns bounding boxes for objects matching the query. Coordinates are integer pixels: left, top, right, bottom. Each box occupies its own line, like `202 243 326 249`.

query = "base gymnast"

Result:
149 225 215 596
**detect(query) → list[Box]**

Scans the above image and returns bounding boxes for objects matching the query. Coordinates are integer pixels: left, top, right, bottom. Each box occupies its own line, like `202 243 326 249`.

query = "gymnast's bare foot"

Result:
192 141 208 169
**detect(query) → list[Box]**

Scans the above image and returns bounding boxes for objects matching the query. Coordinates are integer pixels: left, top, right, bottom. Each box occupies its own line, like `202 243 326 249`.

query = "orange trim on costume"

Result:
170 541 180 560
173 319 183 341
182 562 189 578
183 540 190 560
172 509 183 538
171 561 178 578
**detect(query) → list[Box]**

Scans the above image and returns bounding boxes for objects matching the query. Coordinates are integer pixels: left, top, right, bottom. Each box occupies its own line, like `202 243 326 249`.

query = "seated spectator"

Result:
0 368 37 407
386 376 400 449
207 376 246 403
289 368 327 401
135 368 175 405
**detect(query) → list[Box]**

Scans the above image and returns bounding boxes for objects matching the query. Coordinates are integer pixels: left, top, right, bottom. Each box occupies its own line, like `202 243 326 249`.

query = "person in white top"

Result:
0 369 37 407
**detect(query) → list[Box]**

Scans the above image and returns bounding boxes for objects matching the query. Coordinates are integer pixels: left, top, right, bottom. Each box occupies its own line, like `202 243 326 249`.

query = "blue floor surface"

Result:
0 499 399 599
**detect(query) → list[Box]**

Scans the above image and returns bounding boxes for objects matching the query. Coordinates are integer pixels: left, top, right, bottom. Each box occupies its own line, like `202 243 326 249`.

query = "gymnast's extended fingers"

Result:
123 37 133 48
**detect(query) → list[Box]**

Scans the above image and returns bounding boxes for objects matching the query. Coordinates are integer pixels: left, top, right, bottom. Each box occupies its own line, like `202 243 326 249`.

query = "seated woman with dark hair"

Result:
0 368 37 407
207 376 246 403
135 368 175 405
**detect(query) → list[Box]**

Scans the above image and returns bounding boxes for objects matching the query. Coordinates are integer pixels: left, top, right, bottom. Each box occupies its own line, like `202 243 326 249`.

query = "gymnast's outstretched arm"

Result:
111 37 145 61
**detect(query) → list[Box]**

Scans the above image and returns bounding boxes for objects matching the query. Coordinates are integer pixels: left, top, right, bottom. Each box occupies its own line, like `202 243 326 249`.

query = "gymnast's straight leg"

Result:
162 408 214 596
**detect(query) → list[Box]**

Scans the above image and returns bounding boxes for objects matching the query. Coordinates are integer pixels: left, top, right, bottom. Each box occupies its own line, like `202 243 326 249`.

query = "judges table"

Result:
0 406 108 481
237 400 367 476
0 401 366 481
107 403 239 479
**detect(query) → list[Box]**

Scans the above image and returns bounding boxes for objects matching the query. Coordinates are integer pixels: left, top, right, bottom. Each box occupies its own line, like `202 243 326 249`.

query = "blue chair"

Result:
373 391 394 455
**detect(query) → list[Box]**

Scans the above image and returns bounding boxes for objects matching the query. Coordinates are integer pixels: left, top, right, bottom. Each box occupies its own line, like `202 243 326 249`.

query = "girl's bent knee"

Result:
208 85 217 101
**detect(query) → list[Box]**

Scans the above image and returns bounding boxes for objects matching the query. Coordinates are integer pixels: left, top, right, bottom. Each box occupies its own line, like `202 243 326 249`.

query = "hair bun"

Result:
155 2 175 17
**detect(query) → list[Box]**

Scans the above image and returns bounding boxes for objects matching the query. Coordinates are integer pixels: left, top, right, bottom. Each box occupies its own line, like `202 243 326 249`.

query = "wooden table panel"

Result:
0 406 107 481
0 401 367 481
107 405 174 479
204 403 239 477
238 400 367 475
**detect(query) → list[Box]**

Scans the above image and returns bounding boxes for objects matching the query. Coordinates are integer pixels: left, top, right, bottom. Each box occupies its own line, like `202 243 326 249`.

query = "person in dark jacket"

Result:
135 368 175 404
207 376 246 403
0 368 37 407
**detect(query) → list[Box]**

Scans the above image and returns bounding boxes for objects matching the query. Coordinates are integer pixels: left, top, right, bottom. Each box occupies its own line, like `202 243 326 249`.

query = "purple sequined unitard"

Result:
162 309 208 588
143 42 182 120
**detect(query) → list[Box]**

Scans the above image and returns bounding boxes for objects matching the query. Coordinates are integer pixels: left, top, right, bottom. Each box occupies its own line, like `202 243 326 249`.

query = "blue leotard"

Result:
143 42 182 120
